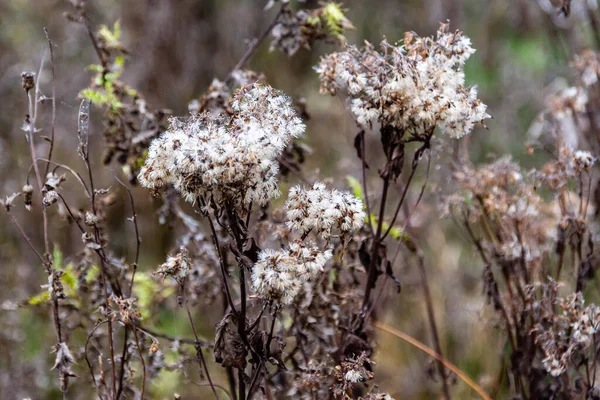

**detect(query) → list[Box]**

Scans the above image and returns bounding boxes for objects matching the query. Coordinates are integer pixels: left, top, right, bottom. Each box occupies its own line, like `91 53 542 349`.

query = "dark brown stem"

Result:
135 326 204 346
4 208 47 266
359 131 374 236
247 307 279 400
361 173 391 312
133 328 146 400
84 320 110 390
380 161 418 241
43 28 56 177
201 199 239 319
114 175 141 296
225 3 286 83
224 205 250 400
116 327 129 400
181 282 219 399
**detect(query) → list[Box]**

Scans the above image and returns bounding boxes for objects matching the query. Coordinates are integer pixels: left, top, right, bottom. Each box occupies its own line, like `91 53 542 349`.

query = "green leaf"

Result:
134 272 175 319
80 89 110 105
28 292 50 305
52 246 63 270
97 20 122 50
87 64 104 73
321 3 352 39
346 175 365 202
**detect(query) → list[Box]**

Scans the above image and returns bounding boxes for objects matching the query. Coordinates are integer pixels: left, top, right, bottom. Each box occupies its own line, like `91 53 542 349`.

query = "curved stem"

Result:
375 322 492 400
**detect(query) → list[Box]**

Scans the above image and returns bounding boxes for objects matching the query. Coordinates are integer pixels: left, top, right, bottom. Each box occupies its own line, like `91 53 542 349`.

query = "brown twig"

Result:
180 281 219 399
133 328 147 400
225 3 286 83
43 28 56 178
414 248 451 400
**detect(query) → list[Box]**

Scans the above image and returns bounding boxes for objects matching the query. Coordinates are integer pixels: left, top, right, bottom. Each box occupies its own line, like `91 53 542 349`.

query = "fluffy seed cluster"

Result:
539 145 596 190
286 182 365 239
572 50 600 87
316 22 489 138
252 182 364 304
537 293 600 377
139 83 305 210
251 241 332 304
155 246 192 283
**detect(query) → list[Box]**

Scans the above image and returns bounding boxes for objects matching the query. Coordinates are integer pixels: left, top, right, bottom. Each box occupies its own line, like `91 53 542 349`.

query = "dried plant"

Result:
7 1 600 400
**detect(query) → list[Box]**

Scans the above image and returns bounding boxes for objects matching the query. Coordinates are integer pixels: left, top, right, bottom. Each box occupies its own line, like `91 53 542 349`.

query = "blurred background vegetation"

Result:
1 0 599 398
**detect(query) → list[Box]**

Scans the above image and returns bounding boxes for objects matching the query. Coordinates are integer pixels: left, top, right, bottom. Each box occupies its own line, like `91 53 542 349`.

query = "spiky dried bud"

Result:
1 192 20 212
110 296 141 326
51 342 76 392
84 211 99 226
155 246 192 283
81 232 101 250
42 190 59 207
150 340 159 353
22 184 33 211
21 71 35 91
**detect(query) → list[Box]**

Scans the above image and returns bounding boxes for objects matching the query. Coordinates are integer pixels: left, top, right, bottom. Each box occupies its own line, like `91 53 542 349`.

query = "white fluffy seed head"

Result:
251 241 332 304
138 83 305 211
285 182 365 239
316 23 489 138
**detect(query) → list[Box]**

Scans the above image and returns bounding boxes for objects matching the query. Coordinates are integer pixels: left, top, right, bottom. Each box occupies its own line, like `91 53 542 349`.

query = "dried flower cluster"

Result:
444 65 600 395
286 182 366 239
139 83 305 209
13 1 600 398
270 3 354 56
252 241 332 304
316 22 490 138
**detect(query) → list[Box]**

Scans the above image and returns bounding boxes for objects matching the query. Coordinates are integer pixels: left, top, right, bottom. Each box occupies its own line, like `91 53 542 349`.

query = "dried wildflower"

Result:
1 192 20 211
81 232 101 250
22 184 33 211
150 340 159 354
42 190 59 207
546 86 588 120
110 296 141 325
44 172 66 190
539 145 596 190
541 354 567 377
316 22 489 138
21 71 35 91
251 241 332 304
192 70 265 117
51 342 76 392
84 211 99 226
286 182 365 239
573 150 595 171
155 246 192 283
332 352 374 399
572 49 600 87
139 83 305 210
42 269 66 300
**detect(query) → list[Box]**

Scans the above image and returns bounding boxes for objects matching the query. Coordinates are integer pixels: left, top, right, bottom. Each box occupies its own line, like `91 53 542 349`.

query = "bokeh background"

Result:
1 0 599 398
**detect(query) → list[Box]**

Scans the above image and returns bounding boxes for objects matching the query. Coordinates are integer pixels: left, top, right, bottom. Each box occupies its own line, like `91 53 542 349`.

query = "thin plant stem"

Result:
133 328 146 400
226 3 287 83
181 281 219 399
43 28 56 177
415 249 451 400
